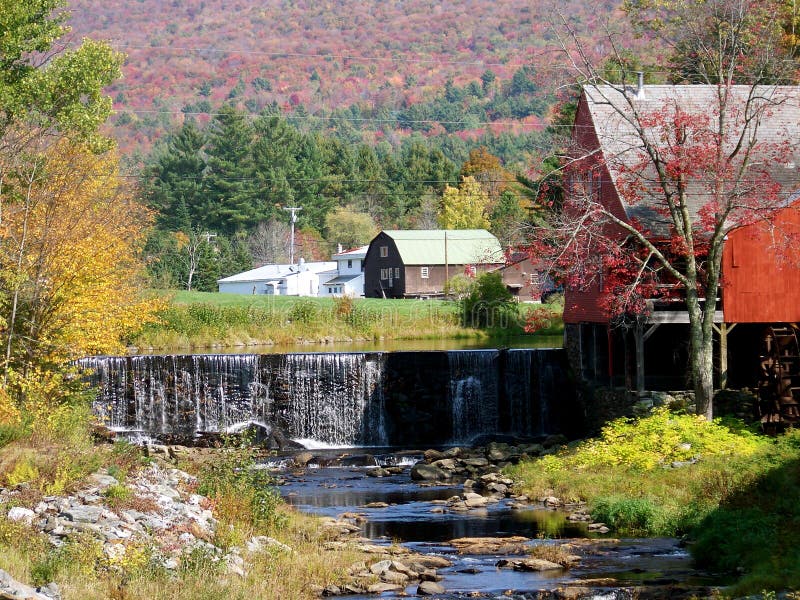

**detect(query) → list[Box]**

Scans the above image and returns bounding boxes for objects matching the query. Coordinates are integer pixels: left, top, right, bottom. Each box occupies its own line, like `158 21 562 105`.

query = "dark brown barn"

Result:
563 83 800 424
363 230 503 298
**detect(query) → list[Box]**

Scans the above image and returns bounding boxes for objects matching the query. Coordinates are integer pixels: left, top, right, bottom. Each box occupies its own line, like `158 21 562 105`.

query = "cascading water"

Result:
504 349 535 437
448 350 499 443
280 353 387 447
80 348 571 447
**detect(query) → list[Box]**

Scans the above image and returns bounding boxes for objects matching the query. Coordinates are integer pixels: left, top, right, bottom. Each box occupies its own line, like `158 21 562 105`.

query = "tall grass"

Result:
132 291 563 350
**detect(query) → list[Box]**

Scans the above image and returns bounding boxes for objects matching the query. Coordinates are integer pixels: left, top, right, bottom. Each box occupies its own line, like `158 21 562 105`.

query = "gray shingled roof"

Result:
382 229 504 265
582 85 800 236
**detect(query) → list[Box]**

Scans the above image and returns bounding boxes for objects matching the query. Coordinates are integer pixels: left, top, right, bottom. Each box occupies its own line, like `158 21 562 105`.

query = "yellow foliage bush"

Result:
5 456 40 486
0 388 20 426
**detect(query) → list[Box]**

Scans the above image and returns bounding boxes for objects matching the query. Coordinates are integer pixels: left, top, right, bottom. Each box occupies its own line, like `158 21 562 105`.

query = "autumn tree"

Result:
0 0 152 409
324 207 378 251
545 0 799 418
438 176 491 230
0 141 160 378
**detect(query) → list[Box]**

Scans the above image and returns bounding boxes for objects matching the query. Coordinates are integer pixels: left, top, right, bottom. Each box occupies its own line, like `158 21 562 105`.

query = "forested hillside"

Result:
68 0 628 157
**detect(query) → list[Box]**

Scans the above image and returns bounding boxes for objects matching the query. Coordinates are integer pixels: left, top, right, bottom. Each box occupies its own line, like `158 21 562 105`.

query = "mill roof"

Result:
581 84 800 236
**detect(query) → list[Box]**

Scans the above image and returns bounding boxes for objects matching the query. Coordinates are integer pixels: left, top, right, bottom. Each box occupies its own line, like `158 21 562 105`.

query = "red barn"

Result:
563 83 800 423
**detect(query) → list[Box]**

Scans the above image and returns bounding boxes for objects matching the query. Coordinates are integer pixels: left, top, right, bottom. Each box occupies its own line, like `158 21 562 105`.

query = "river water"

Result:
272 451 728 599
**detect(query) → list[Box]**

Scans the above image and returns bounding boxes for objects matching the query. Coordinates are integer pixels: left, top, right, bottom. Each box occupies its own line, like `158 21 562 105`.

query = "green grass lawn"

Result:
164 290 460 316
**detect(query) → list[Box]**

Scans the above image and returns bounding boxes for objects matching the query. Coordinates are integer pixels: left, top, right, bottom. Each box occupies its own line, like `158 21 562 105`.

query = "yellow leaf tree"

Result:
437 176 491 230
0 138 162 384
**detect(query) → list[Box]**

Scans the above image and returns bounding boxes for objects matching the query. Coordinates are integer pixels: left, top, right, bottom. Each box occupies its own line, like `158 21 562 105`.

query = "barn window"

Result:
421 267 429 279
380 268 388 280
394 267 400 278
380 246 388 257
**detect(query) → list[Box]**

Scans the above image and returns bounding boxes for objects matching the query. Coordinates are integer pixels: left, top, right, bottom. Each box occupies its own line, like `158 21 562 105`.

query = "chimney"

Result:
337 243 343 254
635 71 645 100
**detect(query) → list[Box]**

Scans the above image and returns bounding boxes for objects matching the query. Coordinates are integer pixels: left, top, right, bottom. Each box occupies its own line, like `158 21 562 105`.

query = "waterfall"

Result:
80 348 570 447
505 349 535 437
448 350 499 443
280 353 387 447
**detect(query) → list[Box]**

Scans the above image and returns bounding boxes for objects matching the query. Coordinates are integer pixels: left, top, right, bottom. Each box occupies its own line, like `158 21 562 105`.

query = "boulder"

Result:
61 506 105 523
0 569 58 600
417 581 446 596
410 463 448 481
365 467 390 478
367 583 403 594
380 570 408 585
463 493 489 509
6 507 35 525
449 536 530 555
293 451 315 467
423 449 446 461
509 558 564 571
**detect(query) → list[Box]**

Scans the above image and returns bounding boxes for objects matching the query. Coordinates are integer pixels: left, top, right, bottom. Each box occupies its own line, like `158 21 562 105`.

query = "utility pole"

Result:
283 206 302 265
444 229 449 286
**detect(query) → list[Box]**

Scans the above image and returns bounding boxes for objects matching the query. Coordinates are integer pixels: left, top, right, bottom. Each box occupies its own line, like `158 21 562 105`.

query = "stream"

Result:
270 450 729 599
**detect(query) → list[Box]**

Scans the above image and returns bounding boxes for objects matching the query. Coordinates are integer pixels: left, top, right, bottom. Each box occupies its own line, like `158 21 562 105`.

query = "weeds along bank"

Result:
506 409 800 595
132 291 564 350
0 405 373 600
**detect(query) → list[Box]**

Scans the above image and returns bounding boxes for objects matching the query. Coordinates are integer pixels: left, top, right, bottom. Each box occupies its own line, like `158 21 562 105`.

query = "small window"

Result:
394 267 400 279
380 245 388 258
328 287 332 293
347 259 353 269
529 273 540 286
380 268 388 280
420 266 429 279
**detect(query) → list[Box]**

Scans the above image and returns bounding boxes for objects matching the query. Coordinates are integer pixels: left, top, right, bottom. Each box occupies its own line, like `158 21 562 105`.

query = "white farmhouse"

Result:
218 259 336 296
319 245 368 297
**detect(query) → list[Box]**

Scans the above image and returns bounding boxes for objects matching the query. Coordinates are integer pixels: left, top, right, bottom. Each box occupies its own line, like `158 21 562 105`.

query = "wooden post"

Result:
634 322 660 396
713 323 737 389
635 322 645 395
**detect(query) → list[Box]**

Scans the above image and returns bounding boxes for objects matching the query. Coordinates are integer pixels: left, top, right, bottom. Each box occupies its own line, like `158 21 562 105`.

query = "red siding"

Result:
563 94 628 324
722 205 800 323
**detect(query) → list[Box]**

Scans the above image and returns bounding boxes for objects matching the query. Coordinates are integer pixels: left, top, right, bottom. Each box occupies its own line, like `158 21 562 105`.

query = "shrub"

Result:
286 299 319 325
196 441 286 543
459 272 519 329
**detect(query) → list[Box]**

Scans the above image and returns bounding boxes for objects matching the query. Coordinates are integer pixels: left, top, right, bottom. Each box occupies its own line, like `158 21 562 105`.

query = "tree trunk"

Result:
686 289 715 420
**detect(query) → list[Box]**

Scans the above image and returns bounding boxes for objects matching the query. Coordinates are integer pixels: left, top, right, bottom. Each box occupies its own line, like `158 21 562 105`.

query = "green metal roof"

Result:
383 229 503 265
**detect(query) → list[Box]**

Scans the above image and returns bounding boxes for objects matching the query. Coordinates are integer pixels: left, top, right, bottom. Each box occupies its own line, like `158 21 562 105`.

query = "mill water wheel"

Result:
757 325 800 430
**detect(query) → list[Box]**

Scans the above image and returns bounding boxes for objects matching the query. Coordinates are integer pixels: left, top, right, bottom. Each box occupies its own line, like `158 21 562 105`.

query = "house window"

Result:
380 268 388 280
394 267 400 279
380 246 388 258
328 287 333 293
420 266 429 279
529 273 540 286
347 259 352 269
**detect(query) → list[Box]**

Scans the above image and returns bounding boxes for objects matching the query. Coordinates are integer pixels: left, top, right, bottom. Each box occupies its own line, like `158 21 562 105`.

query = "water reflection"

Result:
135 335 563 355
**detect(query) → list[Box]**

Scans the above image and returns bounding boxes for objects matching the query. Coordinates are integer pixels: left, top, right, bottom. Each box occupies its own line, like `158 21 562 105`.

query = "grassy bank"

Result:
130 290 564 351
0 405 371 600
506 409 800 594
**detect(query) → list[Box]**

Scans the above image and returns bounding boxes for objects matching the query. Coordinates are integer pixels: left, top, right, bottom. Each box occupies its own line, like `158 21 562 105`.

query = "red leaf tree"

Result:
537 0 800 418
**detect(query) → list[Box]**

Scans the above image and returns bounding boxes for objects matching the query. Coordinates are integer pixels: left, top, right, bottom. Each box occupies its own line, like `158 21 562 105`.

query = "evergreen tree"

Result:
203 105 258 234
145 120 207 231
